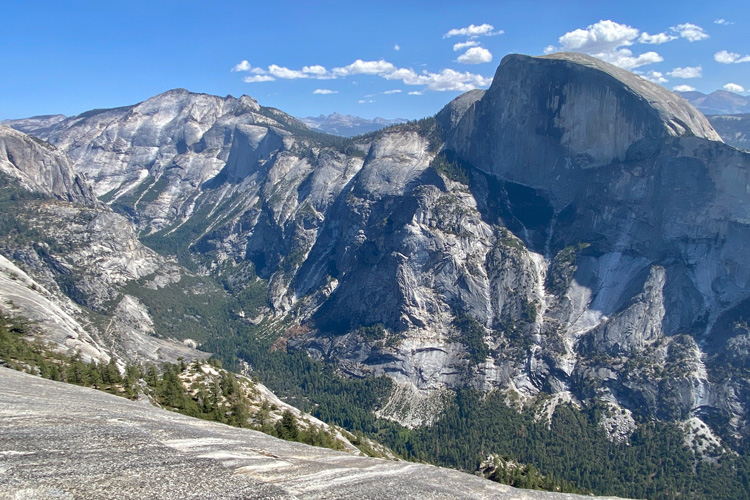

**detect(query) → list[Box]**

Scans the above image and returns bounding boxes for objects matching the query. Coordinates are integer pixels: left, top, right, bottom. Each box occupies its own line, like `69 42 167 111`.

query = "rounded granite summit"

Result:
451 52 722 206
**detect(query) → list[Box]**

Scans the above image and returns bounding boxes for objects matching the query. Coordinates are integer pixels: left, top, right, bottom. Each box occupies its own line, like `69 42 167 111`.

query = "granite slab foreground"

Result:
0 368 620 499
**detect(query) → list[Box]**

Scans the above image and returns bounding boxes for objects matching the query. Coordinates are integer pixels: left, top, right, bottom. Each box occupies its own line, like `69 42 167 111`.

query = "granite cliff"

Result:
5 53 750 463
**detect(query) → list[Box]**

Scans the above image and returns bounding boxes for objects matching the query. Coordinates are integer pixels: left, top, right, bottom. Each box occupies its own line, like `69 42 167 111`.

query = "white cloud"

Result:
236 57 493 92
637 70 668 84
232 61 268 74
382 89 402 94
358 99 375 104
714 50 750 64
453 41 479 51
673 84 696 92
408 91 423 95
333 60 493 91
394 44 400 51
557 20 638 54
333 59 397 76
638 32 677 44
243 75 275 83
671 23 709 42
303 65 328 76
551 20 663 70
398 68 493 91
312 89 338 95
444 23 503 38
715 19 733 25
457 47 493 64
604 50 663 70
232 60 252 72
268 64 309 79
667 66 702 78
724 83 746 93
543 45 556 55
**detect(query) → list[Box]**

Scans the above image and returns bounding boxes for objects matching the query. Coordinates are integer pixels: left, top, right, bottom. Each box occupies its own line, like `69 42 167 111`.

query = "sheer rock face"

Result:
708 114 750 151
0 127 208 367
450 53 721 208
0 125 95 204
6 54 750 444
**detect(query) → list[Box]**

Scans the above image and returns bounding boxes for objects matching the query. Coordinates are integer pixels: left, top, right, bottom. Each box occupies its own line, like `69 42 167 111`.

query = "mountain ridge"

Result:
301 113 407 137
677 89 750 115
3 52 750 498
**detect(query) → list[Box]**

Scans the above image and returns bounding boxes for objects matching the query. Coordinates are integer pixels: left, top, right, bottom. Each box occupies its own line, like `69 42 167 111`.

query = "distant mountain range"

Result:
677 90 750 115
300 112 406 136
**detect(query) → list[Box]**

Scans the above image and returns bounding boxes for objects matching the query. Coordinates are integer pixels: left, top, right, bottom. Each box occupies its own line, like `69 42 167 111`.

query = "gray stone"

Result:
0 368 620 500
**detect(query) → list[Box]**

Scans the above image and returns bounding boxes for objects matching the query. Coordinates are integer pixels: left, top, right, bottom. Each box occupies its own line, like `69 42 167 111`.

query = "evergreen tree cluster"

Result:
0 317 348 453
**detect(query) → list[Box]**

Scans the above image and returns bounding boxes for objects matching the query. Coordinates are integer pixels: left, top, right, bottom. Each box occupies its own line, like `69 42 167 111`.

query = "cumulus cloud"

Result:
453 41 479 51
604 50 663 70
457 47 493 64
268 65 309 79
333 59 397 76
715 19 733 25
236 57 493 92
724 83 746 93
303 65 328 76
715 50 750 64
550 20 663 70
557 20 639 54
638 32 677 44
232 60 267 74
671 23 709 42
312 89 338 95
243 75 275 83
408 91 423 95
444 23 503 38
417 69 492 91
382 89 402 94
667 66 702 78
673 84 696 92
330 59 492 91
637 70 668 84
232 60 252 72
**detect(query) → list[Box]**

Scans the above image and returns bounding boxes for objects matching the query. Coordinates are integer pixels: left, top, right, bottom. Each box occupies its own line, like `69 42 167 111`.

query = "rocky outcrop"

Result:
450 53 720 208
0 127 209 366
707 114 750 151
6 53 750 451
0 125 94 204
0 367 621 500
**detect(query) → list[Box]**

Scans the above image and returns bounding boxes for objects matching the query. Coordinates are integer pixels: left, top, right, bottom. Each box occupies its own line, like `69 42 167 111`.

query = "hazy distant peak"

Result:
301 113 407 137
677 89 750 115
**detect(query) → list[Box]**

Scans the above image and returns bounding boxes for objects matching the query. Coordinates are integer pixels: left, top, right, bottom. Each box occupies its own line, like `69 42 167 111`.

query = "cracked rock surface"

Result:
0 368 622 500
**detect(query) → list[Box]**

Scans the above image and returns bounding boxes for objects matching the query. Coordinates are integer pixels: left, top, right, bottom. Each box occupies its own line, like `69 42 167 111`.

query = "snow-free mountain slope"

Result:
4 54 750 496
677 90 750 115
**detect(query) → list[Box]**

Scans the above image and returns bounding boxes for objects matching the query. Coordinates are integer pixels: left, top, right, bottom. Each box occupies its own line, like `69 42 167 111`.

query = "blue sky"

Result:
2 0 749 120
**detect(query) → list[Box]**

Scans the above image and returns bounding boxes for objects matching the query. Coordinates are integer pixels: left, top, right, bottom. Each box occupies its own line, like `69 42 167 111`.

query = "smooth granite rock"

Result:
0 368 622 500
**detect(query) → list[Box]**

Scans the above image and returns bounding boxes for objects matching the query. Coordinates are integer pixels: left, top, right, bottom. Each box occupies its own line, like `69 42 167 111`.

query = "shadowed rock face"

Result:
451 53 720 208
0 368 617 500
0 126 210 367
4 53 750 449
0 125 95 205
708 114 750 151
